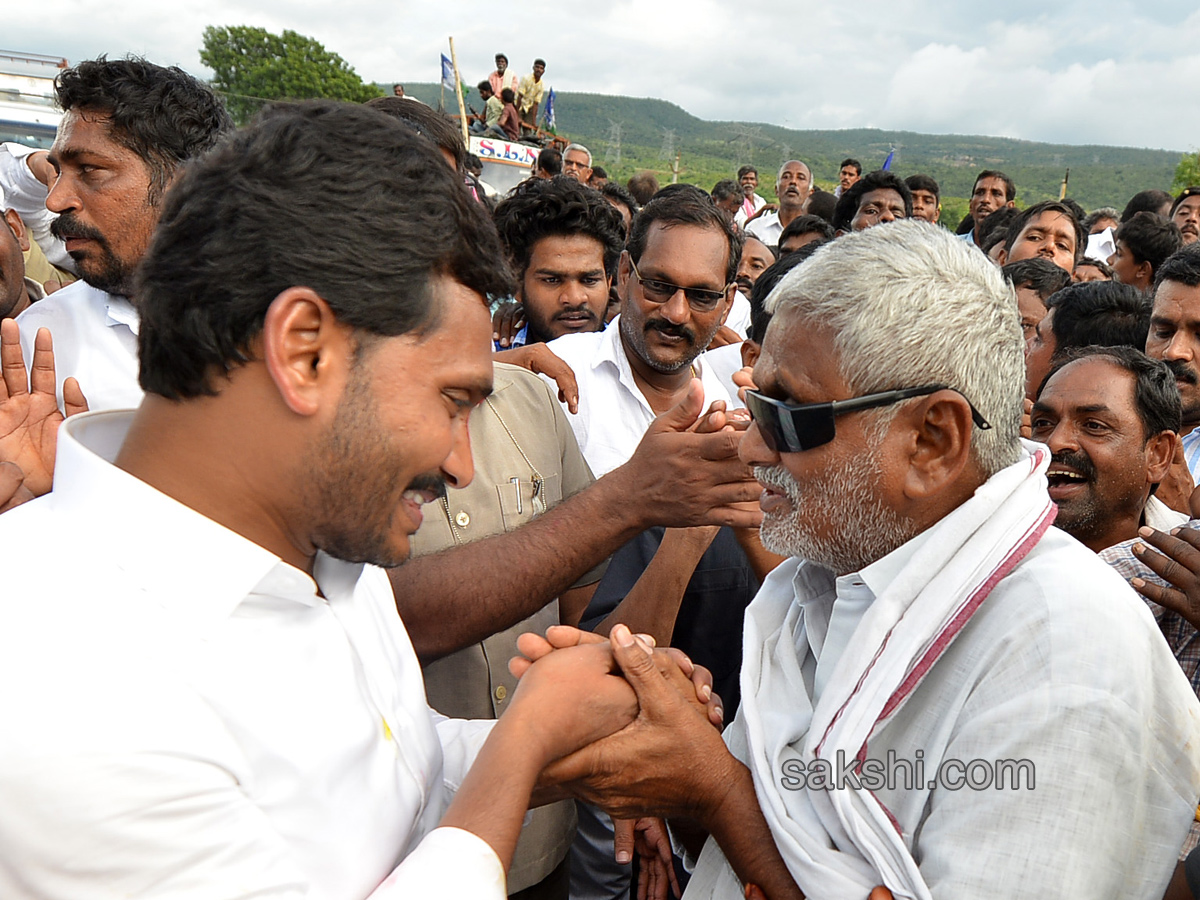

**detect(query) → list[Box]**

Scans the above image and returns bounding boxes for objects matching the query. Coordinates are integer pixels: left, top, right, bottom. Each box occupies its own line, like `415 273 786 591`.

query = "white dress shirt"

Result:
687 524 1200 898
16 279 144 411
0 409 505 899
745 210 782 246
543 317 733 476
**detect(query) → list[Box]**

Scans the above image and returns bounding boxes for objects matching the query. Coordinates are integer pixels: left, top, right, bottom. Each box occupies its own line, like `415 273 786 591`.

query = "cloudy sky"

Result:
8 1 1200 151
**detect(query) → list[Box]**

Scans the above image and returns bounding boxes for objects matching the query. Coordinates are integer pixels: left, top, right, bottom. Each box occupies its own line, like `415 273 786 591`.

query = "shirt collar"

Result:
103 293 140 335
23 276 46 303
54 410 354 632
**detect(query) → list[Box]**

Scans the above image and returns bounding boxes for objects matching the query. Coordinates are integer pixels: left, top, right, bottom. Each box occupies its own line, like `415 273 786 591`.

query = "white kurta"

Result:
0 410 504 899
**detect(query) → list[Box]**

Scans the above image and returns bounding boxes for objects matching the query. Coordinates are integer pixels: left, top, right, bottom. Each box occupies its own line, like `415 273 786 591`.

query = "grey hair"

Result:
777 159 810 181
564 143 592 166
766 219 1023 475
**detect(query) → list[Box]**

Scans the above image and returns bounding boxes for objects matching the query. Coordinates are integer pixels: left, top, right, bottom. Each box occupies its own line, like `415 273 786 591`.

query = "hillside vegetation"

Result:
398 82 1181 224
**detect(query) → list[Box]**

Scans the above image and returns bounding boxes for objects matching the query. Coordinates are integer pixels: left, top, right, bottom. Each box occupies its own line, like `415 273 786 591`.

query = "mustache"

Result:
1166 358 1199 387
646 318 695 344
735 276 753 293
405 473 448 501
50 212 107 245
1050 450 1097 482
554 304 598 322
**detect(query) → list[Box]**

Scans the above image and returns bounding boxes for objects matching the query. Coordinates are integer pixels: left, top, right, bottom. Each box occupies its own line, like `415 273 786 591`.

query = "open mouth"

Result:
1046 465 1089 499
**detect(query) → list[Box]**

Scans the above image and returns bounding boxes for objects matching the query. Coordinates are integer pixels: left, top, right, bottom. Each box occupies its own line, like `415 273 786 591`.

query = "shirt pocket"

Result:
497 472 561 532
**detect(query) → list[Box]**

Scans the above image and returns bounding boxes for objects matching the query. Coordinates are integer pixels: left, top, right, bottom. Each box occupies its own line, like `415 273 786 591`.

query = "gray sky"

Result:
8 0 1200 151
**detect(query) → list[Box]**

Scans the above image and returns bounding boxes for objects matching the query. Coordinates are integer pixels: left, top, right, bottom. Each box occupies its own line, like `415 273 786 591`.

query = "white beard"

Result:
755 450 917 576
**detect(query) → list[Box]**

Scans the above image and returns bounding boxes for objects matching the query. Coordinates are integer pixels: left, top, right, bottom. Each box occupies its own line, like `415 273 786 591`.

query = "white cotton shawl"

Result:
685 442 1056 900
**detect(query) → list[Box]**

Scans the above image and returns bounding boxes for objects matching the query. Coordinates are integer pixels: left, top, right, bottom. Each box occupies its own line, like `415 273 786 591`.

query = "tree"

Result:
200 25 382 123
1174 151 1200 192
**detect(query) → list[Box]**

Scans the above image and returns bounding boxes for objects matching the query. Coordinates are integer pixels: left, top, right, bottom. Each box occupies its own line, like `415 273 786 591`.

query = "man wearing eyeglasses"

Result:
540 184 763 900
532 220 1200 899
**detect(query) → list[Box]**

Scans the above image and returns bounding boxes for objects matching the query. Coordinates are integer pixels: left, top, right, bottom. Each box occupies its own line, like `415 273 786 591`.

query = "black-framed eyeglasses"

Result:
628 258 731 312
745 384 991 454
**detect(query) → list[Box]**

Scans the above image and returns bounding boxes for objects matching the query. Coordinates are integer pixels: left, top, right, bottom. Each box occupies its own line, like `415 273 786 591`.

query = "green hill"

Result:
395 82 1182 223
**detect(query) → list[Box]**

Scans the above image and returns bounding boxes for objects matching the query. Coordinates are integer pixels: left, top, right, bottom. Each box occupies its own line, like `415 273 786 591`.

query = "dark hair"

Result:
590 165 608 180
711 179 742 203
501 88 515 104
1121 189 1173 222
1059 198 1086 223
973 170 1016 202
626 171 660 206
627 185 743 284
904 173 939 199
1003 258 1073 302
978 207 1021 254
600 181 638 219
805 189 837 223
1003 200 1086 264
1046 345 1181 440
136 101 513 399
737 165 757 180
493 176 625 279
831 170 913 232
54 55 232 203
778 214 834 248
1115 211 1183 278
534 58 546 67
1171 187 1200 217
1045 281 1151 353
747 244 824 344
465 153 482 175
839 159 862 175
537 147 562 176
955 212 975 235
477 80 491 94
1076 257 1115 279
364 96 466 171
495 53 508 63
1082 207 1120 232
1154 243 1200 289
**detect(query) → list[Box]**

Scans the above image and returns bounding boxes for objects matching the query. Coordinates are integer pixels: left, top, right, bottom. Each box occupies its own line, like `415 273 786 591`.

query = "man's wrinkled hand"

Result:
0 461 34 513
491 301 526 349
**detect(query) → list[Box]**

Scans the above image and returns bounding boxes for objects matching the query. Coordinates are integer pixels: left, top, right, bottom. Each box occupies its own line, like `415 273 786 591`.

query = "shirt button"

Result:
455 511 471 528
495 685 507 701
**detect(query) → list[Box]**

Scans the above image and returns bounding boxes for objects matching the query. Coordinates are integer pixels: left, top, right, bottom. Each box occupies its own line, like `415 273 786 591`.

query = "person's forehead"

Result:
1040 357 1136 412
860 188 904 209
529 232 606 269
565 149 588 162
1020 211 1075 241
1153 280 1200 322
974 176 1007 194
780 162 810 178
640 221 728 283
742 236 773 261
51 109 130 161
756 310 847 402
1015 285 1047 309
912 189 936 203
1176 196 1200 214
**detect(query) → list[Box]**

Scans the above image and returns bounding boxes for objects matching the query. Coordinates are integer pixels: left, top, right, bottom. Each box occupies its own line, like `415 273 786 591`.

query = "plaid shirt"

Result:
1100 508 1200 857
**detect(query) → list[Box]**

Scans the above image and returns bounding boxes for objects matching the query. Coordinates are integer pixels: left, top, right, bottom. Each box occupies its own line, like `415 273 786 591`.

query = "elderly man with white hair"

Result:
561 143 593 183
525 220 1200 899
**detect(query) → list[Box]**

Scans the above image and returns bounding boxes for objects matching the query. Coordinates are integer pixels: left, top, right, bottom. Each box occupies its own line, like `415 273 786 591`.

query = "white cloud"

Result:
6 0 1200 149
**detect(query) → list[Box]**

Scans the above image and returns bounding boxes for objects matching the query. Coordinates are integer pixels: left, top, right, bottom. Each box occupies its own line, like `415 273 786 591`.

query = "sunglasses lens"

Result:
746 392 837 453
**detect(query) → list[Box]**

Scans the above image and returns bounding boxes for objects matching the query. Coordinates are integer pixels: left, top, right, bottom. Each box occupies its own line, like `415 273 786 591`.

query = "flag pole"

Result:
449 37 469 150
1059 168 1070 200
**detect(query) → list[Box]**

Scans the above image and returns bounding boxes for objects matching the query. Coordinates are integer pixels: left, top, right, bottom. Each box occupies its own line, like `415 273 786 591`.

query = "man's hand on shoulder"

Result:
494 343 579 414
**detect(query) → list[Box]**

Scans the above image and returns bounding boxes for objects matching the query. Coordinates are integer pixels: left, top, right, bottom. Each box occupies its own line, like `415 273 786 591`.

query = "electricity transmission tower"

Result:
604 120 622 166
659 128 676 161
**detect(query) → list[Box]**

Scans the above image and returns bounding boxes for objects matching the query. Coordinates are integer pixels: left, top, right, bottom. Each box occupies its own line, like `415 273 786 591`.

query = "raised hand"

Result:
1131 524 1200 628
0 319 87 497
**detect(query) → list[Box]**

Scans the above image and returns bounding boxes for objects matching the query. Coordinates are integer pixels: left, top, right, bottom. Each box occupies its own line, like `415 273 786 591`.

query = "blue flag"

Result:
543 88 556 131
882 148 895 171
440 54 456 92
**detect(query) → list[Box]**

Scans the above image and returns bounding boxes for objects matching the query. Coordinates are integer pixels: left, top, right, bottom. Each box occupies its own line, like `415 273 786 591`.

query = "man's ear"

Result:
995 246 1008 265
740 340 761 369
260 287 354 417
1136 260 1153 286
3 210 29 252
1146 431 1177 485
899 391 977 500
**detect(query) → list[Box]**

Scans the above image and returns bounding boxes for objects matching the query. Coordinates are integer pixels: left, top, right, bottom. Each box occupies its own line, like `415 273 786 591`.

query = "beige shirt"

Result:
411 362 604 890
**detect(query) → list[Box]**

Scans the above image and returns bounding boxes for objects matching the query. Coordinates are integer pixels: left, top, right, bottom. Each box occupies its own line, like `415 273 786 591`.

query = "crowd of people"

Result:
6 54 1200 900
